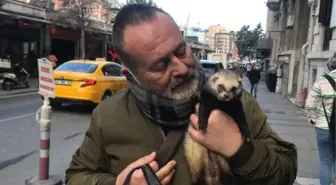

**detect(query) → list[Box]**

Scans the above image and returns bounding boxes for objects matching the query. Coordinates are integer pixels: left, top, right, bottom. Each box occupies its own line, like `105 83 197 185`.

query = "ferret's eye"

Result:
231 87 237 92
217 84 225 92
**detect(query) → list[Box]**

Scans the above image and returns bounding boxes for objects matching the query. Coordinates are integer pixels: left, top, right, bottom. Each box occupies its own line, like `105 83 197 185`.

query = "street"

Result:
0 79 319 185
0 94 92 185
245 81 320 180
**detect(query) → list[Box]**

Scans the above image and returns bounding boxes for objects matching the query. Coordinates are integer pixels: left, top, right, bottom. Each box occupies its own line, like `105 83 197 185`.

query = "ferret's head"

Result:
204 70 242 101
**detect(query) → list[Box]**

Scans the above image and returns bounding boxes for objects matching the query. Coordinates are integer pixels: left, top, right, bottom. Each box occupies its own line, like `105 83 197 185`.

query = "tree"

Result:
235 23 263 61
48 0 112 59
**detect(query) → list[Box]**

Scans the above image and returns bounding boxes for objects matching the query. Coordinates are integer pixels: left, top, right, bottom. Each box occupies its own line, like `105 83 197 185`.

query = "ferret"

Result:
184 69 250 185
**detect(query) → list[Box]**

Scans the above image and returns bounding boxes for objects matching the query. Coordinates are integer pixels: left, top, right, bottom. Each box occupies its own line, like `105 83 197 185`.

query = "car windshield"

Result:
201 63 218 74
56 62 98 73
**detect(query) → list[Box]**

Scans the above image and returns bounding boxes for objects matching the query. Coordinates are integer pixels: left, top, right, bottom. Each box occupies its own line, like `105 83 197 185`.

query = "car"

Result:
48 59 127 108
199 60 224 79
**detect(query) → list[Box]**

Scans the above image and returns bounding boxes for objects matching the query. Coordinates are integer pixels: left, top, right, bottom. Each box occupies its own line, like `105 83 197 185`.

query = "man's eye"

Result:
175 47 186 57
156 61 168 71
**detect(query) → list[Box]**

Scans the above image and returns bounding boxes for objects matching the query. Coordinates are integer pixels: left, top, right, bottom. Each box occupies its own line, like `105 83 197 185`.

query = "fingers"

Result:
208 109 232 125
127 152 156 170
156 160 176 180
149 161 159 172
160 169 175 185
116 152 159 185
189 114 198 130
195 103 200 115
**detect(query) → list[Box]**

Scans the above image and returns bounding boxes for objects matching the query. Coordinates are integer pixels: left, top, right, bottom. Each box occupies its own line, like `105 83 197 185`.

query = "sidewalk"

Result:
243 78 320 185
0 78 38 98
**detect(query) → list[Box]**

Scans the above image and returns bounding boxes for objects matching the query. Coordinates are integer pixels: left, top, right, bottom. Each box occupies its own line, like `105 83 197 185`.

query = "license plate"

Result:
55 79 72 86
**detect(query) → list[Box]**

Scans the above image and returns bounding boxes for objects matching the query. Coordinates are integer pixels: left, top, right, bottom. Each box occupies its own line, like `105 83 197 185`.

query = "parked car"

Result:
199 60 224 79
47 59 127 108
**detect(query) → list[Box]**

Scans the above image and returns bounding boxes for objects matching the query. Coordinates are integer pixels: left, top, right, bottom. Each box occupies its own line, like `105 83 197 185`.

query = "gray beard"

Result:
162 69 200 100
134 62 202 100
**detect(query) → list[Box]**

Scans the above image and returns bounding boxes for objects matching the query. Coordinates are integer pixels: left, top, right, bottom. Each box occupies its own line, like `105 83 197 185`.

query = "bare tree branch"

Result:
46 0 118 58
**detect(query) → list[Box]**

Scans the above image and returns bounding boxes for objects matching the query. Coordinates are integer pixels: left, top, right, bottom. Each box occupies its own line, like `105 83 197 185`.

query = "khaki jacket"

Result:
65 89 298 185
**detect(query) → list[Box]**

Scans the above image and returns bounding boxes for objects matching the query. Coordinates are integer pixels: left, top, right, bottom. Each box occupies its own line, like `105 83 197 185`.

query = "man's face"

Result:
123 12 200 99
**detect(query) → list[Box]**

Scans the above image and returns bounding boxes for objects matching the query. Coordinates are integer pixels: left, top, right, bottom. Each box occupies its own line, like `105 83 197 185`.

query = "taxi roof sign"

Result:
95 58 106 62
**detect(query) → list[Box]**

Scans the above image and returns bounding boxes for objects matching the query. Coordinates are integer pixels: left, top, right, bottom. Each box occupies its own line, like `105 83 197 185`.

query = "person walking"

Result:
247 64 261 98
306 53 336 185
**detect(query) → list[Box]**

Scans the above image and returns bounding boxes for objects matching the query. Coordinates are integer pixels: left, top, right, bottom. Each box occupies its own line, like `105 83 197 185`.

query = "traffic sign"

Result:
38 58 55 98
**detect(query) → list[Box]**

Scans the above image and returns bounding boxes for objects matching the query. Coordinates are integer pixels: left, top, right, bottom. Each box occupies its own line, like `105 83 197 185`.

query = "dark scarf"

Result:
128 68 206 128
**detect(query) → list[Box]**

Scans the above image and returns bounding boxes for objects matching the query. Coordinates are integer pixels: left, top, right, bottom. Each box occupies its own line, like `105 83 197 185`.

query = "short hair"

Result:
112 3 171 71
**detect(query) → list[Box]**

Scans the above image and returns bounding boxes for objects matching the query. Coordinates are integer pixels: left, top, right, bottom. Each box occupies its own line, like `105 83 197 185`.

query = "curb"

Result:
0 89 38 99
295 177 320 185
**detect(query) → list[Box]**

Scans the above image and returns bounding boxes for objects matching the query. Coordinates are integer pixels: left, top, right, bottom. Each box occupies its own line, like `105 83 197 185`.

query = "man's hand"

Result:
116 152 176 185
188 104 243 157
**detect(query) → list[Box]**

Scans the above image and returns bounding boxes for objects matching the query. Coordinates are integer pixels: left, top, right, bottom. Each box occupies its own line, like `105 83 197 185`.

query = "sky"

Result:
119 0 268 32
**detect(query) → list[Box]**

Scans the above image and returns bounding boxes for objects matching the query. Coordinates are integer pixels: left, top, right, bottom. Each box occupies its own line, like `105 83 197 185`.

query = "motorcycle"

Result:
0 61 30 91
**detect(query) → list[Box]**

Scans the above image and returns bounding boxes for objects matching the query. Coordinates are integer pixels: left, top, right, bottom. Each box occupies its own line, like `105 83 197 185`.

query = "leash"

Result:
122 164 162 185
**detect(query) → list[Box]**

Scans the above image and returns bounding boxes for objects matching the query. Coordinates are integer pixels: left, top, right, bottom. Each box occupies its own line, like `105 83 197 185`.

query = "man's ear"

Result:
121 67 140 84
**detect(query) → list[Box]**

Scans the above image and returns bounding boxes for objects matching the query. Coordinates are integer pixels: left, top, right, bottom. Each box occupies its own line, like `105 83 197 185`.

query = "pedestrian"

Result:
305 53 336 185
48 54 57 69
235 65 245 78
247 64 261 98
246 62 253 72
65 4 297 185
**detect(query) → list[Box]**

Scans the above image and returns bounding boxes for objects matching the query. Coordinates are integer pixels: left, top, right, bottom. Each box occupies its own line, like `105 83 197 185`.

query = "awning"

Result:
0 11 50 24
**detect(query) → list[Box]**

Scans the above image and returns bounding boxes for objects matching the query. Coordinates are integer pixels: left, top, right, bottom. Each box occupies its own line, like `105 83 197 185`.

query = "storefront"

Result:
86 32 106 60
50 27 79 64
0 0 48 77
0 16 43 76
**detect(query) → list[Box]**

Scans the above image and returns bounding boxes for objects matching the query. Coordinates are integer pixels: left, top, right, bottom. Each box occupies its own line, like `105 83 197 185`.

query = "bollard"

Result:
24 97 62 185
39 97 52 180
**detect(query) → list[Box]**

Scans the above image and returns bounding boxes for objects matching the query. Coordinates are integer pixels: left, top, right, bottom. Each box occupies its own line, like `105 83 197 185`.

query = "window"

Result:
319 0 333 50
56 62 98 73
102 64 123 76
312 68 317 84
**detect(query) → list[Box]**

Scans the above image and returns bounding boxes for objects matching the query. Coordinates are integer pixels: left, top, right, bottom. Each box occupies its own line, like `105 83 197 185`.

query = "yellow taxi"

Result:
49 58 127 108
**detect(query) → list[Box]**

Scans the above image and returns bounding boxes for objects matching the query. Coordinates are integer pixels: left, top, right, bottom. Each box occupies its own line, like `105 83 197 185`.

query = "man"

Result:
305 53 336 185
65 4 297 185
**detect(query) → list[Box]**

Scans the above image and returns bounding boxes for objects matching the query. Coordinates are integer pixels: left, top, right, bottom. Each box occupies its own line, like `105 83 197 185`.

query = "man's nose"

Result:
170 56 188 76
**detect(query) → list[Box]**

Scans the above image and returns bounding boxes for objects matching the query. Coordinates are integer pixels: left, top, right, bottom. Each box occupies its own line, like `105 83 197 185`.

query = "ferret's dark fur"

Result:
184 69 250 185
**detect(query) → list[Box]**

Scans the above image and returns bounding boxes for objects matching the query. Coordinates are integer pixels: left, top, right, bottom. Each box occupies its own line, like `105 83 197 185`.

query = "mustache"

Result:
169 71 196 89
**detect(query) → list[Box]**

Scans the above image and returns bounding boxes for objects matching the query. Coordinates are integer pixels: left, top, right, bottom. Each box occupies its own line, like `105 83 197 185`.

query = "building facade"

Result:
265 0 309 99
205 24 229 51
305 0 336 96
183 27 208 43
214 32 237 55
0 0 117 76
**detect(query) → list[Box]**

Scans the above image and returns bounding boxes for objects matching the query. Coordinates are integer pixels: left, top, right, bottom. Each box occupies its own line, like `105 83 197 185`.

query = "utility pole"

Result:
184 13 190 38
